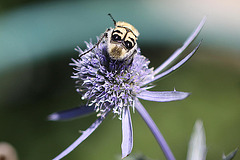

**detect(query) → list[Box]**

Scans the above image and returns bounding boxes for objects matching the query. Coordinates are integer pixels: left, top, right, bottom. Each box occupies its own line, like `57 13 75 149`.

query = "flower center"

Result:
72 41 153 118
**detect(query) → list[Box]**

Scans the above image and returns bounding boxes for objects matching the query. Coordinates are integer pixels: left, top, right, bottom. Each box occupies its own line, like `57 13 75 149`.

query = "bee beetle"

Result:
80 14 139 63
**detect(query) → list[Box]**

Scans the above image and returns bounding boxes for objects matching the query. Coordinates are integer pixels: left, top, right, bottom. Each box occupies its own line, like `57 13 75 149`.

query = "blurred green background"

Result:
0 0 239 160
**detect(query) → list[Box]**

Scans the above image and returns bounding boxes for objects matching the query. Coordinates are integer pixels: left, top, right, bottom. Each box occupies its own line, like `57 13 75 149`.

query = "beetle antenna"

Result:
108 13 116 26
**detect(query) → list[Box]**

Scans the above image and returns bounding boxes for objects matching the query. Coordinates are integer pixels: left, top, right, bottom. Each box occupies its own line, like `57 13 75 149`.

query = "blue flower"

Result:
49 17 206 160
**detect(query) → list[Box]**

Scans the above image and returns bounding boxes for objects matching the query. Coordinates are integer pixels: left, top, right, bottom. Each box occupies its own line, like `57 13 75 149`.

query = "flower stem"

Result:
135 98 176 160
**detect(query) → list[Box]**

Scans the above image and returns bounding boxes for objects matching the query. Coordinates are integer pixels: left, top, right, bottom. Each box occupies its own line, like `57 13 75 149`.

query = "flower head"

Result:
49 17 206 160
71 41 153 119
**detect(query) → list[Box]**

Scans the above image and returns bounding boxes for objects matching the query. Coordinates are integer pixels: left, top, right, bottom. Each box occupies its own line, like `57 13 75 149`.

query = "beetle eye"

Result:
112 34 121 41
124 40 133 49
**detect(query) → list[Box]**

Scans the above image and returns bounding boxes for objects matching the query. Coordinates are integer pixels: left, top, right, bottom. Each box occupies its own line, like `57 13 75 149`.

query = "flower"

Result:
48 17 206 160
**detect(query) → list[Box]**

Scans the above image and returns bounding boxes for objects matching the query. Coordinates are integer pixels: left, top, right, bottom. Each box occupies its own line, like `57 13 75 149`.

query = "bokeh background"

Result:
0 0 239 160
